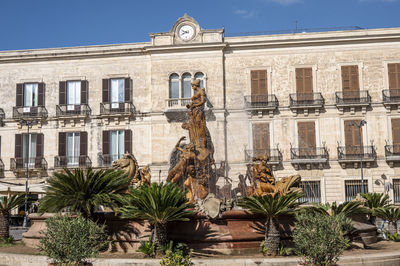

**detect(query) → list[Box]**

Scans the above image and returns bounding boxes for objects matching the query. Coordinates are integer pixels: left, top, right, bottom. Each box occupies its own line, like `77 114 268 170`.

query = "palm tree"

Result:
361 192 392 224
374 207 400 235
38 168 131 219
304 201 369 218
116 182 193 254
0 194 25 238
238 191 302 256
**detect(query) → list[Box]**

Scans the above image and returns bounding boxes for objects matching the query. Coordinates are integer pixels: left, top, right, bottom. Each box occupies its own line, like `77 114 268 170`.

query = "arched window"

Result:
182 73 192 98
194 72 204 88
169 74 179 99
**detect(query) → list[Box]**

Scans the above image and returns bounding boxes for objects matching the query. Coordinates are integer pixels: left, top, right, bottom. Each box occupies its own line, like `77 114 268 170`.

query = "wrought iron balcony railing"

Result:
98 154 121 167
385 144 400 160
100 102 135 115
56 104 91 117
10 157 48 171
0 159 4 173
54 156 92 168
290 147 329 162
289 93 324 107
13 106 48 120
335 91 371 106
165 98 191 110
244 148 282 164
0 108 4 120
382 89 400 104
337 145 376 161
244 95 279 109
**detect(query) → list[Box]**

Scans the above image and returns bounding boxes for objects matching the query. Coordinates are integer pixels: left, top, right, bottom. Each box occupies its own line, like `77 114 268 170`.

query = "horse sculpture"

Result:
112 153 151 186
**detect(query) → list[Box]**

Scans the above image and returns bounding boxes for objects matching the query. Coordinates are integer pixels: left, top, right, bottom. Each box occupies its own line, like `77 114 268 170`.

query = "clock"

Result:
178 25 195 41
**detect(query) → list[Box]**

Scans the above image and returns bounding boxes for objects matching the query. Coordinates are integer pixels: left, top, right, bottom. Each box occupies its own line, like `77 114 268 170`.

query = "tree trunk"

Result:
264 217 280 256
0 210 10 238
154 222 167 254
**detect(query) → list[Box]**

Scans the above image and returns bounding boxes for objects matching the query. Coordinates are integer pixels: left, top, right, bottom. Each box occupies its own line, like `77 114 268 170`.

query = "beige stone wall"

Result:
0 26 399 203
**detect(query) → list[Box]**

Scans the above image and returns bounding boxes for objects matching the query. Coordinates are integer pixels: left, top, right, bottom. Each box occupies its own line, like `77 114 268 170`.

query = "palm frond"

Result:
374 207 400 223
0 194 25 211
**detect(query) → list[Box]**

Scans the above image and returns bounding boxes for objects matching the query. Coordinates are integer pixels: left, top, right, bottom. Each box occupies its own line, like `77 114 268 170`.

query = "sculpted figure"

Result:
112 152 151 187
166 137 196 183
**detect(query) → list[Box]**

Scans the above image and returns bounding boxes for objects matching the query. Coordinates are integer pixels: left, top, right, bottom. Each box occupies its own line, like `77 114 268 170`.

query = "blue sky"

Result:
0 0 399 51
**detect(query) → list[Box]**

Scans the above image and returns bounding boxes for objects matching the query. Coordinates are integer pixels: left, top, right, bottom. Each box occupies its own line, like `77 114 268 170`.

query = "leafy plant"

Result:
116 182 193 254
238 191 302 256
0 236 15 247
137 235 155 257
260 240 268 256
384 231 400 242
279 245 293 256
303 200 368 218
360 192 391 209
293 212 352 266
38 215 109 265
0 194 25 238
160 249 193 266
374 206 400 235
38 168 131 219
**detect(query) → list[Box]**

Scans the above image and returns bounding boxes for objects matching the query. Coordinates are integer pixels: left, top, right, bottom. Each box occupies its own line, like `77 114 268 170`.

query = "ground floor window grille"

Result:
393 179 400 204
299 181 321 204
345 180 368 202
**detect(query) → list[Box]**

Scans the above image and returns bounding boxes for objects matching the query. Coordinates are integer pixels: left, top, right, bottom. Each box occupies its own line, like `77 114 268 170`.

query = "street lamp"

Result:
19 119 38 228
349 120 367 194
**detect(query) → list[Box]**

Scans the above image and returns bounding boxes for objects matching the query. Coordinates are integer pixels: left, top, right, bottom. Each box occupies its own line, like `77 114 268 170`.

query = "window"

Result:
67 81 81 105
252 123 269 157
23 134 37 167
394 179 400 204
182 73 192 99
299 181 321 204
110 131 125 161
110 79 125 104
169 74 179 99
24 83 38 107
296 68 313 101
344 120 363 154
15 133 44 169
388 63 400 98
102 130 131 165
341 65 360 100
194 72 204 89
345 180 368 202
392 119 400 153
251 70 268 103
66 132 80 166
297 121 316 156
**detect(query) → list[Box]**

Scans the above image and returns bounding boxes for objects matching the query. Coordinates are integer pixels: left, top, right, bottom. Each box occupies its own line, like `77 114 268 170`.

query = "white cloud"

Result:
234 9 256 19
266 0 303 5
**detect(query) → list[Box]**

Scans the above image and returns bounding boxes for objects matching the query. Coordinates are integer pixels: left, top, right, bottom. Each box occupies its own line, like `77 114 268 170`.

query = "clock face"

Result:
179 25 195 41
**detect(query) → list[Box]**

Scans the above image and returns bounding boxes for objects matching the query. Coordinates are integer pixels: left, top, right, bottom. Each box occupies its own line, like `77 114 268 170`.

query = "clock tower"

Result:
149 14 224 46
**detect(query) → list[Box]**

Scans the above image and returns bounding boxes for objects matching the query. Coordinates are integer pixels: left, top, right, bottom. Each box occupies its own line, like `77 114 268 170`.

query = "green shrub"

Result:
384 231 400 242
39 216 108 265
0 236 15 247
279 245 293 256
260 240 268 256
293 212 352 266
137 236 155 257
160 249 193 266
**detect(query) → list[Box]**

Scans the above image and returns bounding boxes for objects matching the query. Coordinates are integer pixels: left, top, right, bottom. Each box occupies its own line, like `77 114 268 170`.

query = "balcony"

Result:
0 159 4 177
10 157 48 174
337 145 376 168
382 89 400 112
54 156 92 169
56 104 91 127
290 146 329 170
244 95 278 117
335 91 371 114
289 93 324 116
385 144 400 167
99 102 136 124
244 148 282 170
13 106 48 121
98 154 120 167
0 108 4 126
164 98 191 122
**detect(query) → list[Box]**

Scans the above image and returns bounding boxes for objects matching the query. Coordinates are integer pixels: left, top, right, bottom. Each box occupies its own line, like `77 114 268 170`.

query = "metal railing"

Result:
289 93 324 107
244 95 279 109
0 108 4 120
299 181 321 204
100 102 135 115
165 98 191 109
290 147 328 161
0 159 4 173
335 91 371 105
54 156 92 168
385 144 400 158
244 148 282 163
394 179 400 204
382 89 400 103
98 154 121 167
345 180 368 202
337 145 376 161
10 157 47 171
56 104 91 117
12 106 48 119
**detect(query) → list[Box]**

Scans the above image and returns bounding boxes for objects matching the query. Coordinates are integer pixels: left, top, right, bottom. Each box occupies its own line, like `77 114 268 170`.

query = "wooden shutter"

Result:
80 131 88 156
296 68 313 101
388 64 400 98
102 131 110 155
392 119 400 145
15 134 22 158
124 78 132 103
36 133 44 157
102 79 110 103
342 65 360 99
58 132 66 156
59 81 66 105
81 80 88 104
252 123 270 157
251 70 268 96
38 82 45 106
16 84 24 107
298 122 316 148
124 130 132 154
344 120 362 154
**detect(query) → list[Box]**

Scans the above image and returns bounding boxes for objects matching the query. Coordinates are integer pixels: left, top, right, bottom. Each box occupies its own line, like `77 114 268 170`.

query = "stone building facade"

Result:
1 14 400 204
